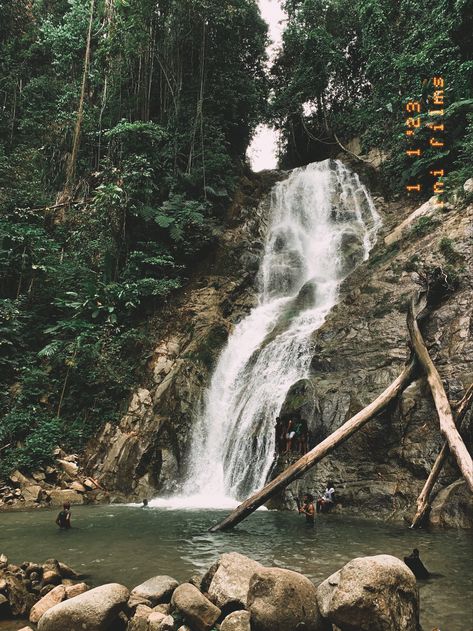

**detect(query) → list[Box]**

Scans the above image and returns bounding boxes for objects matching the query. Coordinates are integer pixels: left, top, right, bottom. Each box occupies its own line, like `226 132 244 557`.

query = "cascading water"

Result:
156 160 380 508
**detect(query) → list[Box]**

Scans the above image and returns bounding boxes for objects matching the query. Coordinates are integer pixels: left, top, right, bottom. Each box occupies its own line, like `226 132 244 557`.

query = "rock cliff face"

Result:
86 171 283 499
273 183 472 526
87 166 472 526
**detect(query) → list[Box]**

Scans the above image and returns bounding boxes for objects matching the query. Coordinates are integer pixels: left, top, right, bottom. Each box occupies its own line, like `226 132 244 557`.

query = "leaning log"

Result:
407 294 473 493
209 358 417 532
410 383 473 528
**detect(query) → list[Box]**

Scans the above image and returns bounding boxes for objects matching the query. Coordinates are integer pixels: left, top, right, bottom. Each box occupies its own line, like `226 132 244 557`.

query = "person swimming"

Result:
142 498 149 508
55 502 71 529
404 548 430 579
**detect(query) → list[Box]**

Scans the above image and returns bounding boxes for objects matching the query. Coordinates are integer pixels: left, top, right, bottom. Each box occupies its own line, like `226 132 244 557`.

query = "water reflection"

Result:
0 506 471 630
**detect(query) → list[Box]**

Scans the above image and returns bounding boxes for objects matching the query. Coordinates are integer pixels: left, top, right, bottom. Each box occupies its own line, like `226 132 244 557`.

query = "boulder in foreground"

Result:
205 552 262 610
37 582 129 631
316 554 419 631
247 566 329 631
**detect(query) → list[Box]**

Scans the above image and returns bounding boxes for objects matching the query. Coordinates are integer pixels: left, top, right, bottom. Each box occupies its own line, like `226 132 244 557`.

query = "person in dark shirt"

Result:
142 498 149 508
404 548 430 579
299 493 315 524
55 502 71 529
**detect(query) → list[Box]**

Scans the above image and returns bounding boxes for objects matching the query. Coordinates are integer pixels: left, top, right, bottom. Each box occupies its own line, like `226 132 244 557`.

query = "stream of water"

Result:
172 160 380 505
1 506 472 630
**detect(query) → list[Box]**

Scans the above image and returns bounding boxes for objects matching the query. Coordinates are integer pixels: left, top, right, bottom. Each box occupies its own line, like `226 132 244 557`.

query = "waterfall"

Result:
155 160 380 508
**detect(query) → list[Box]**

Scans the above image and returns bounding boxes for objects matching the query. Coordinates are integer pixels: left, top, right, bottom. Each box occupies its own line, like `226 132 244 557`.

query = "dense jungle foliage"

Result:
271 0 473 195
0 0 268 475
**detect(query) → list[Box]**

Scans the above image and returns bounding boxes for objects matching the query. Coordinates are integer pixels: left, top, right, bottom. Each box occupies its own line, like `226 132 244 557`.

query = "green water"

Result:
1 505 472 630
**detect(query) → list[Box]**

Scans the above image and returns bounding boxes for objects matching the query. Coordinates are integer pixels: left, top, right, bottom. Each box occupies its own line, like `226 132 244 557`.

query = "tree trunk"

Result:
65 0 95 195
407 293 473 493
209 358 417 532
410 383 473 528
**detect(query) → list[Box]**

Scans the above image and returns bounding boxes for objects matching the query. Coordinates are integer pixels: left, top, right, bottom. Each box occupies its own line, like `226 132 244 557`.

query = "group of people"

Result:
275 417 309 455
298 481 336 524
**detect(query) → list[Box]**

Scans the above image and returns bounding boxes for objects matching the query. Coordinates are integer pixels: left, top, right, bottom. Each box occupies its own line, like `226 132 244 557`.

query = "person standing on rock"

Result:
285 419 296 453
55 502 71 529
299 493 315 524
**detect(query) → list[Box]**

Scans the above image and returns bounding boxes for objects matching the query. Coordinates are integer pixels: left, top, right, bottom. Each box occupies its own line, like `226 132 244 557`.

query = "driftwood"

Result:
410 383 473 528
209 358 417 532
406 292 473 493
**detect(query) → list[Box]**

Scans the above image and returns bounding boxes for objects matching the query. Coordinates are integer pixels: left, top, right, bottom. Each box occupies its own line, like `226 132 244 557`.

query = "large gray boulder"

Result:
316 554 419 631
205 552 262 609
37 583 129 631
171 582 221 631
247 567 328 631
130 575 178 606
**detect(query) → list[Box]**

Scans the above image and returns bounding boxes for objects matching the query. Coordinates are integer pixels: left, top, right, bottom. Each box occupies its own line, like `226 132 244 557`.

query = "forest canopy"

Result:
270 0 473 193
0 0 268 475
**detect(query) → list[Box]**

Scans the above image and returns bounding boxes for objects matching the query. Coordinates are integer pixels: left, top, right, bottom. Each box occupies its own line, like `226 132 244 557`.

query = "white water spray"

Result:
152 160 380 509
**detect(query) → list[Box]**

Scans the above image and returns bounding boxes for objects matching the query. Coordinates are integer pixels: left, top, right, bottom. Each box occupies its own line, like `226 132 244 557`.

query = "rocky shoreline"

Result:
0 450 110 512
1 551 423 631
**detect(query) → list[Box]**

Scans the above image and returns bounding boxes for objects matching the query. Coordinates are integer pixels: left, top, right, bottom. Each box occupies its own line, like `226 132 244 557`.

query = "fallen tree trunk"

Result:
407 293 473 493
410 383 473 528
209 358 417 532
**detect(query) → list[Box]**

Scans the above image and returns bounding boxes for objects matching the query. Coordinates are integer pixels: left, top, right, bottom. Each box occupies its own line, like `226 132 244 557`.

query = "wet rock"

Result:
42 560 62 586
0 553 8 569
48 489 83 505
316 554 419 631
37 582 129 631
171 583 221 631
58 561 81 579
429 480 473 529
220 609 251 631
130 575 179 606
206 552 262 609
29 584 66 624
248 567 327 631
40 584 56 597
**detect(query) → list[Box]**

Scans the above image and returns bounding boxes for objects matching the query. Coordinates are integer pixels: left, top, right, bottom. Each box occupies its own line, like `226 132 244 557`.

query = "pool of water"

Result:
1 505 472 630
